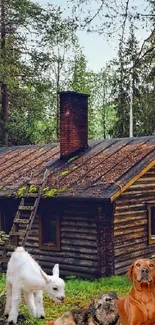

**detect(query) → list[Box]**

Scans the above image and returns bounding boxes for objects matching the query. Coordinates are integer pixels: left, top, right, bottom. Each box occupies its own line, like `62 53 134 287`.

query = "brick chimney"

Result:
59 91 89 159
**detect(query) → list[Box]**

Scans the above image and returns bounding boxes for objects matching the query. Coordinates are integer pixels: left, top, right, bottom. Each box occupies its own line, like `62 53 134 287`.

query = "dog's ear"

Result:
108 291 119 300
126 263 134 282
87 302 95 317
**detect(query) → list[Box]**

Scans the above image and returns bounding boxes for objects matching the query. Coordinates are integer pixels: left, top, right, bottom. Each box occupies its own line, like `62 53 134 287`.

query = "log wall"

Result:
24 200 99 278
0 198 113 278
113 166 155 275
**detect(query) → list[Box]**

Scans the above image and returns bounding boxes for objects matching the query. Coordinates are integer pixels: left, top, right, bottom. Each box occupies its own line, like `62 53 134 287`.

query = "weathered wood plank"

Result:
62 221 96 227
115 203 144 211
114 237 147 250
114 231 147 245
61 232 96 240
114 215 146 224
114 220 147 231
121 189 155 196
62 216 96 221
61 238 97 247
114 209 145 216
43 268 96 278
114 227 146 237
116 196 148 205
114 248 154 266
27 248 97 260
114 243 146 257
61 245 97 254
41 262 97 273
35 255 97 267
61 226 96 234
129 183 155 189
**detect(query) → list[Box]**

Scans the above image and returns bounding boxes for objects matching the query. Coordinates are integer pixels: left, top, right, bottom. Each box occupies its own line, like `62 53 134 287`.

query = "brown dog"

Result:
115 258 155 325
45 292 120 325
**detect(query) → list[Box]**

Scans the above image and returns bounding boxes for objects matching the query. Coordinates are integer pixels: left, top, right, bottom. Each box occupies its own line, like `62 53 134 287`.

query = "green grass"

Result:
0 273 5 293
0 274 131 324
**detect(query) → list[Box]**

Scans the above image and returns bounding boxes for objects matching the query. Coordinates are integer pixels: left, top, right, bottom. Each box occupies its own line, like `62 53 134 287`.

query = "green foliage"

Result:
68 156 78 163
42 188 58 197
17 186 27 197
0 0 79 145
111 23 155 138
42 186 68 197
0 275 5 293
28 185 38 193
70 53 116 139
61 170 69 176
59 186 68 193
0 0 154 145
0 231 9 245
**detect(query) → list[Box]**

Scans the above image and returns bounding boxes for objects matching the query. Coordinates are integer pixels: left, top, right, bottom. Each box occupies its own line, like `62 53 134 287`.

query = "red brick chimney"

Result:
59 91 89 159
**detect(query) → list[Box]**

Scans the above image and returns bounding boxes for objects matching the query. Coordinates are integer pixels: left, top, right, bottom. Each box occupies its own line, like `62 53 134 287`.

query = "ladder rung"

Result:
22 193 38 198
18 206 34 211
14 219 29 224
3 169 49 252
10 231 26 236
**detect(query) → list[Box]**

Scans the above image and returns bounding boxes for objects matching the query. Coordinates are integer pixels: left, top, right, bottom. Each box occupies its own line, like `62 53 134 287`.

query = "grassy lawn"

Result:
0 273 131 325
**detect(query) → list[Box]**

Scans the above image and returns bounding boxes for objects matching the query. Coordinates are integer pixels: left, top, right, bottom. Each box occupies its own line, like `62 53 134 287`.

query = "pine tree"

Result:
112 24 141 137
0 0 47 145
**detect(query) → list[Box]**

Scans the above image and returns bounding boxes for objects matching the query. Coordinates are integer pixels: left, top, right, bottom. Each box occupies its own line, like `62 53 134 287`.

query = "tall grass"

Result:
0 274 131 325
0 273 5 293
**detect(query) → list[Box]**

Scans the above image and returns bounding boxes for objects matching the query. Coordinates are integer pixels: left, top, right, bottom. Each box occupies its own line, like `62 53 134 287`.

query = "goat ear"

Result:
52 264 59 277
40 269 49 283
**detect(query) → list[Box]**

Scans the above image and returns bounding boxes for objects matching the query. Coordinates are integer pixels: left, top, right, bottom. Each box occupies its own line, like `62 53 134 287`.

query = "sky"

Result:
33 0 150 72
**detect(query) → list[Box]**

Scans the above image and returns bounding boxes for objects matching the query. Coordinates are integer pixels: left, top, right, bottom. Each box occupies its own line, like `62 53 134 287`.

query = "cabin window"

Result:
148 204 155 244
39 205 60 250
0 199 19 234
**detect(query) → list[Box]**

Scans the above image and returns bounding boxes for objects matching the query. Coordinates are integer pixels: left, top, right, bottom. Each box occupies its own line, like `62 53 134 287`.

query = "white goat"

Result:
4 246 65 324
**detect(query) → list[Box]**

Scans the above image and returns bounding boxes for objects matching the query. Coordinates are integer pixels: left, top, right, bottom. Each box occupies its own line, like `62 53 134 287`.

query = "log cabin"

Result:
0 90 155 278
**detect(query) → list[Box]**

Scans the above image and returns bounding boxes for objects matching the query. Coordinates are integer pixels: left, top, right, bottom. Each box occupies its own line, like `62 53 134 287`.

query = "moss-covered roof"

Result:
0 136 155 201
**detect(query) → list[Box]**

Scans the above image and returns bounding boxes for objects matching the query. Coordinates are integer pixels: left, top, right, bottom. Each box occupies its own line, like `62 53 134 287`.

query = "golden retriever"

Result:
115 258 155 325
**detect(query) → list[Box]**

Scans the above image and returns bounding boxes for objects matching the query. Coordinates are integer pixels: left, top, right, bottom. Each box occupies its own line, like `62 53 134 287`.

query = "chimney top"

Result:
59 91 89 159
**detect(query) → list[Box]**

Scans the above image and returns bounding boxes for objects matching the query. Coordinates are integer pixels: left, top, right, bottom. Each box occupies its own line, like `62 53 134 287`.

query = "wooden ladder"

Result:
0 169 49 264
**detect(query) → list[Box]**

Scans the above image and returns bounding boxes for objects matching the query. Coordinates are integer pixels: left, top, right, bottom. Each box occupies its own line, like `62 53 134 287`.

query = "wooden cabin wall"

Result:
96 203 114 277
23 200 100 278
113 166 155 275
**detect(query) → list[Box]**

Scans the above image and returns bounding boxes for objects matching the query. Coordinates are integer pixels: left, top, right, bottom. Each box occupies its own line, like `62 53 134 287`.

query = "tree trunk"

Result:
56 59 60 141
1 0 8 146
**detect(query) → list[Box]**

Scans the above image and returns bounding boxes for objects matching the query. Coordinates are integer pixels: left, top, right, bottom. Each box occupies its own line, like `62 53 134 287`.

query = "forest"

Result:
0 0 154 146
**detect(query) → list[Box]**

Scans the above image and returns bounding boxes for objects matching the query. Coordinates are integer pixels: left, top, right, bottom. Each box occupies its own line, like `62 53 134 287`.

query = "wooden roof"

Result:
0 136 155 201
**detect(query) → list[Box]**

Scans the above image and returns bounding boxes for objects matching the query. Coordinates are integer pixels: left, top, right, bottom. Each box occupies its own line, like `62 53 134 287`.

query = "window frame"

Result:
39 211 61 251
148 203 155 245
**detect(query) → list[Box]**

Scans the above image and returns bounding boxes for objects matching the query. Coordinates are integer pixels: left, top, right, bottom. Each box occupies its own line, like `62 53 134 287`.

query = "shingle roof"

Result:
0 136 155 201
